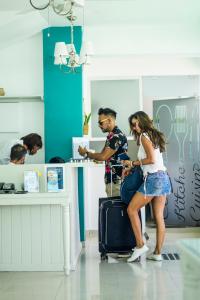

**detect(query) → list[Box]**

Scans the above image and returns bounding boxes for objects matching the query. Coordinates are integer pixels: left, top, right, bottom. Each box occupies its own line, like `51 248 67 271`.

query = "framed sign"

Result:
46 166 64 192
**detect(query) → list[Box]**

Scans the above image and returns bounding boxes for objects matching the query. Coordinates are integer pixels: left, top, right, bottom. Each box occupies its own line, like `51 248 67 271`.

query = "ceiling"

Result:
1 0 200 54
1 0 200 27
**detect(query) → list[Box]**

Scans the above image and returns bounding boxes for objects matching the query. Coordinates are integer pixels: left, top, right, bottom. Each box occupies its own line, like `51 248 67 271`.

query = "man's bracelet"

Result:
84 151 89 159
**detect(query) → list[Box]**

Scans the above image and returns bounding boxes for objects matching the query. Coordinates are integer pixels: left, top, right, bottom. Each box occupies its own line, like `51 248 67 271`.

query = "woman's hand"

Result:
122 167 131 179
121 160 132 168
121 159 132 179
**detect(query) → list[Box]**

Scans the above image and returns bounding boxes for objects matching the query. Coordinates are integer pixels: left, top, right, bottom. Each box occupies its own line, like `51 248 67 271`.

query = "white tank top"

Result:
137 133 166 176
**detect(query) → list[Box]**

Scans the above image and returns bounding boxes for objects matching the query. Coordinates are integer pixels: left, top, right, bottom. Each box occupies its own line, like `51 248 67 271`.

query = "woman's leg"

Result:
127 192 153 248
151 195 166 254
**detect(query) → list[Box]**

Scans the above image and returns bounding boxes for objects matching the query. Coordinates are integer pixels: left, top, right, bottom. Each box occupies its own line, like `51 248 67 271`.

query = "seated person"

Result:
9 144 27 165
0 133 42 165
49 157 65 163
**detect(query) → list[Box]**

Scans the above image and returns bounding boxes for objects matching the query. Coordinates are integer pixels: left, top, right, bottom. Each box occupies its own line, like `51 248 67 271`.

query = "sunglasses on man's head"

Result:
98 118 109 126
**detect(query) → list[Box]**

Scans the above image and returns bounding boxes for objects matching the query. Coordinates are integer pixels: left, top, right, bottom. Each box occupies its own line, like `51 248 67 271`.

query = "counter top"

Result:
0 192 68 198
66 161 105 168
0 192 69 205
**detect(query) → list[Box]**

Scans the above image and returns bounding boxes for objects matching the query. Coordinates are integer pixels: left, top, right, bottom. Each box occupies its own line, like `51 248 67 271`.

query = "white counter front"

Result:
0 164 82 275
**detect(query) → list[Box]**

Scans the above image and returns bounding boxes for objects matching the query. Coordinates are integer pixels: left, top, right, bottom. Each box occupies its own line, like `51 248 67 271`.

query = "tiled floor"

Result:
0 227 199 300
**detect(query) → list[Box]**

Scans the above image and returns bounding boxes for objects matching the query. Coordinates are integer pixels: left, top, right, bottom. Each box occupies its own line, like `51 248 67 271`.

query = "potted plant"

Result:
83 112 91 135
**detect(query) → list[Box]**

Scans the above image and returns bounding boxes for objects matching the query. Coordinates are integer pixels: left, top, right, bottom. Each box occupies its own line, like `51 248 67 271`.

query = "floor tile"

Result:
1 227 200 300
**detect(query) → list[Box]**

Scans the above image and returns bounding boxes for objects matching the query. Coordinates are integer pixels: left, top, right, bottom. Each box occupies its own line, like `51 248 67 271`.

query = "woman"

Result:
122 111 172 262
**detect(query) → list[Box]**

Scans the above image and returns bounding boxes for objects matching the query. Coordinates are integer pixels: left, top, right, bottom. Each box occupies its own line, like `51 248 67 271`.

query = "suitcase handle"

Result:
110 164 124 197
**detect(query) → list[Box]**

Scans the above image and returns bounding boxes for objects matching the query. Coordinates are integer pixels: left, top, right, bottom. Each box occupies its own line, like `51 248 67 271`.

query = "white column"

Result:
62 204 70 276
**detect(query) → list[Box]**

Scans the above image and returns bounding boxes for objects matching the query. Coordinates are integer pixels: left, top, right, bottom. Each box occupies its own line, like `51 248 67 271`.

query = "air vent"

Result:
162 253 180 260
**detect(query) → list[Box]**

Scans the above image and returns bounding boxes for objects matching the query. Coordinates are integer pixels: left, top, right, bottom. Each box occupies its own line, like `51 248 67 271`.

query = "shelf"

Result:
0 96 43 102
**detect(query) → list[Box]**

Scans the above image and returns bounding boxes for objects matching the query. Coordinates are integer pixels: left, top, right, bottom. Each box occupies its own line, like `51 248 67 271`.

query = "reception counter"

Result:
0 163 83 275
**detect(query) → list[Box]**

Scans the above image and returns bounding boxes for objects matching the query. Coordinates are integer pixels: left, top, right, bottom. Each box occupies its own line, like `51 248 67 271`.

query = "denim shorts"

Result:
137 171 172 196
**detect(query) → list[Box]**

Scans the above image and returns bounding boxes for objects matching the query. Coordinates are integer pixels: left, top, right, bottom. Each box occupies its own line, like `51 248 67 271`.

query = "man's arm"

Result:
78 145 116 161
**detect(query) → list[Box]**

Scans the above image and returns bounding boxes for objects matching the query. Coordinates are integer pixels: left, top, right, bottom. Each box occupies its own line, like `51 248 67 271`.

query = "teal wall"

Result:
43 27 82 162
43 27 85 241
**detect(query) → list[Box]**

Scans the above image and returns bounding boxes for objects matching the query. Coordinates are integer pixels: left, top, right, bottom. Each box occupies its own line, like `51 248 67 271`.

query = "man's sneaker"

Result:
147 253 163 261
127 245 149 263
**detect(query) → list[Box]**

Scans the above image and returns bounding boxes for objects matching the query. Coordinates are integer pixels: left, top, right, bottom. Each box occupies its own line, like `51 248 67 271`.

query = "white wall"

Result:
91 79 140 136
0 33 44 163
142 75 200 117
85 56 200 78
85 24 200 56
0 33 43 96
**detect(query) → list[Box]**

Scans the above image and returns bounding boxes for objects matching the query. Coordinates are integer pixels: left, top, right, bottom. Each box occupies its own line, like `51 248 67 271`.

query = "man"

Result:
9 144 27 165
0 133 42 165
78 108 128 196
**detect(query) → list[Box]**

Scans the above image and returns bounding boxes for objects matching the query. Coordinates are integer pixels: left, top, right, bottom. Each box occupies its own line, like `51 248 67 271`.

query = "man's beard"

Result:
101 128 108 133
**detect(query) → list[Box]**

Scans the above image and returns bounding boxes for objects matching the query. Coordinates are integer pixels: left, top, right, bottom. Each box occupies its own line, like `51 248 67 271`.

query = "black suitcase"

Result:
99 196 141 260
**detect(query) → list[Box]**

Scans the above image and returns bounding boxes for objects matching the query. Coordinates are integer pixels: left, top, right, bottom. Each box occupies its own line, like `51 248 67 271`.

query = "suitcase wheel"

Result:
100 253 108 261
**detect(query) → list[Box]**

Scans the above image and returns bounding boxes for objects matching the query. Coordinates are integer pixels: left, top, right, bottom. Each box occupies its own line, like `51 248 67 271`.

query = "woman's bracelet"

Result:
132 160 141 166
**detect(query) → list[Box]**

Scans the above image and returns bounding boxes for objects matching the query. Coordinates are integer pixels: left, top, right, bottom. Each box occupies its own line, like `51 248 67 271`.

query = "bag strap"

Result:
139 134 143 168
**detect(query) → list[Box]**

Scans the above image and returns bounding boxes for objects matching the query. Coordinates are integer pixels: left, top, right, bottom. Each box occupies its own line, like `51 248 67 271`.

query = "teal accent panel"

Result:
43 27 85 241
43 27 83 162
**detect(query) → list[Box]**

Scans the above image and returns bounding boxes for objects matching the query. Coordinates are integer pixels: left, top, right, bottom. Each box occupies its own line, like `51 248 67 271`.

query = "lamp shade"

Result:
54 56 68 65
54 57 62 65
79 41 94 64
54 42 69 57
84 55 92 65
81 41 94 56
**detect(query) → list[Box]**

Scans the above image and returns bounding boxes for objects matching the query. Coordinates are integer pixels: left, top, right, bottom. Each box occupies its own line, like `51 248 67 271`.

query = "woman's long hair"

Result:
129 111 166 152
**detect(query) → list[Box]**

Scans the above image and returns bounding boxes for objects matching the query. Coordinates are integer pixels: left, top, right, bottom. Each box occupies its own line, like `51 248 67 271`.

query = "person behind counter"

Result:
0 133 42 165
49 157 65 163
9 144 27 165
78 107 128 197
